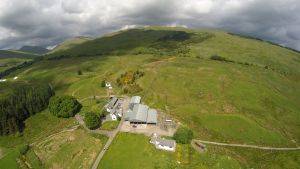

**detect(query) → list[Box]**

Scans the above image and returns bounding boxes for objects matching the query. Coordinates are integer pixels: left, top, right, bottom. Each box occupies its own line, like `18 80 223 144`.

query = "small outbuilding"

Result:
106 96 118 113
150 133 176 152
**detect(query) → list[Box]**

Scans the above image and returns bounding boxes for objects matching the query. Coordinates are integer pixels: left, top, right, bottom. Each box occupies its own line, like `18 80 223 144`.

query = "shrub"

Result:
48 95 82 118
84 112 100 130
77 70 82 75
18 144 29 155
210 55 227 61
173 127 194 144
101 80 106 87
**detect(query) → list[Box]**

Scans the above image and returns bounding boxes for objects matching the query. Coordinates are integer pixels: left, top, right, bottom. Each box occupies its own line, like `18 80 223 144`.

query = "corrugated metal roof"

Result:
125 110 134 120
147 109 157 124
125 102 157 124
156 138 176 148
131 104 148 122
130 96 141 104
108 97 118 108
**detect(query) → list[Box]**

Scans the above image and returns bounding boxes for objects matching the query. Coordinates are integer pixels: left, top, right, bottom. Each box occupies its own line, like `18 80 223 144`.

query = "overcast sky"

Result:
0 0 299 50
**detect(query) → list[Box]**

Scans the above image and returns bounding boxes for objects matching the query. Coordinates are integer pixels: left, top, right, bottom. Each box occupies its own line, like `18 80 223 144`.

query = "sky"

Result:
0 0 299 50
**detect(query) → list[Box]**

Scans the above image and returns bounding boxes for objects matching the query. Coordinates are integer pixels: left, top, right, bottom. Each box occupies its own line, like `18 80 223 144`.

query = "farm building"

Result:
105 97 122 114
105 96 118 112
150 133 176 151
129 96 141 109
125 104 157 124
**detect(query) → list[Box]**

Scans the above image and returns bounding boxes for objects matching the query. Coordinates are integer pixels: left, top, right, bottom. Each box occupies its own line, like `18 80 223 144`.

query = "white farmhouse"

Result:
105 82 111 87
150 133 176 152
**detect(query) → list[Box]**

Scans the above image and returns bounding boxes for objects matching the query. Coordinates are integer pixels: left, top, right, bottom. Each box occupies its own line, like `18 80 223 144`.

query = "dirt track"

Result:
193 139 300 151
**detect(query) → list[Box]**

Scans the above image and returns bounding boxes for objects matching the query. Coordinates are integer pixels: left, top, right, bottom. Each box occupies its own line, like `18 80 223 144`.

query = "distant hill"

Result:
0 50 38 59
19 46 49 55
46 28 211 59
49 36 92 53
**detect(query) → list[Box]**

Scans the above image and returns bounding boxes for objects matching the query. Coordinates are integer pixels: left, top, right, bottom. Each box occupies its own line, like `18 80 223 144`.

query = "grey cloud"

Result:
0 0 299 50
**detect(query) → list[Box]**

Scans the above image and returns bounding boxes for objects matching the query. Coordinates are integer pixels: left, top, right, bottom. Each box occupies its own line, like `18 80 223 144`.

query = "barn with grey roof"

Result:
125 96 157 124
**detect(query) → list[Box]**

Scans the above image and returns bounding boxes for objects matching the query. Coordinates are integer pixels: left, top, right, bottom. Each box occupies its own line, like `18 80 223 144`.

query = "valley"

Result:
0 27 299 169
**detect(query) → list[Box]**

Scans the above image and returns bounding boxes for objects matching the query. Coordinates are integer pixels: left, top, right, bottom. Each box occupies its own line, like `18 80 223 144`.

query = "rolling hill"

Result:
1 26 299 169
0 50 38 59
49 36 93 54
19 46 49 55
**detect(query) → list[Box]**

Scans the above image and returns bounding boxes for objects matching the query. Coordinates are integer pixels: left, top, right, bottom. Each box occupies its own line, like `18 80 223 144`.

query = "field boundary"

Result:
193 139 300 151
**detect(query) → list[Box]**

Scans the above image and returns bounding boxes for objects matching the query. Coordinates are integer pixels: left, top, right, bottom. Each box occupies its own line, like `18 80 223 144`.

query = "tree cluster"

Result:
84 112 100 129
173 127 194 144
48 95 82 118
0 82 54 135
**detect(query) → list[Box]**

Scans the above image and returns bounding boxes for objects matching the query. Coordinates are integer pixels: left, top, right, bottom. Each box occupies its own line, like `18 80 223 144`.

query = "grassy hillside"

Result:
0 58 31 72
0 50 38 59
0 110 107 169
19 46 49 55
1 26 300 168
46 28 212 58
49 36 92 53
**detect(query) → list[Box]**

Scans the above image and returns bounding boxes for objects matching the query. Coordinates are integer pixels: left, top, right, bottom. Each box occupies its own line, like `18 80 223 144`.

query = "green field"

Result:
100 121 119 130
0 50 38 59
34 128 107 169
99 133 242 169
0 58 31 72
1 26 299 168
0 111 107 169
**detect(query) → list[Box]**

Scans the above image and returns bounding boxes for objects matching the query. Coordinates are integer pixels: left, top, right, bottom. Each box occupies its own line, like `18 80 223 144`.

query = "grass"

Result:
98 133 175 169
100 121 119 130
0 148 20 169
0 58 31 72
197 114 286 145
18 149 43 169
0 110 106 168
99 132 242 169
49 37 92 53
34 128 107 169
206 144 300 169
0 50 38 59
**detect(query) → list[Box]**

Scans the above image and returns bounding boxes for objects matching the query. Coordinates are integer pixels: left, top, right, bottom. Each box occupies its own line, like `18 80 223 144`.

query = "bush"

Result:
48 95 82 118
77 70 82 75
210 55 227 61
84 112 100 130
101 80 106 87
173 127 194 144
18 144 29 155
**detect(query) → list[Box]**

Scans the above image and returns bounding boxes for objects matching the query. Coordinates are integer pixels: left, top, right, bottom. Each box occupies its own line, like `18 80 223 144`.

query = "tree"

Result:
18 143 29 155
0 82 54 135
48 95 82 118
173 127 194 144
77 70 82 75
101 80 106 87
84 112 100 129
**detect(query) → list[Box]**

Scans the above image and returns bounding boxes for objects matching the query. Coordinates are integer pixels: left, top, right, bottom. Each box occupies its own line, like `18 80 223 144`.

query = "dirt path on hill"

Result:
79 95 108 102
193 139 300 151
91 117 124 169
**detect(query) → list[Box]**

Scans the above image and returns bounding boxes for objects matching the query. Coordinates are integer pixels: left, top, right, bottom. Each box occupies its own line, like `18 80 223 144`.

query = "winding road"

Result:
193 139 300 151
91 117 124 169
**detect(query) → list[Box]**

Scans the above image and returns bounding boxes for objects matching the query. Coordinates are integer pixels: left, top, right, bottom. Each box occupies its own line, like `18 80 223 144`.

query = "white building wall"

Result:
157 144 175 151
